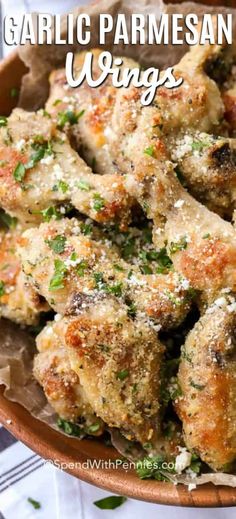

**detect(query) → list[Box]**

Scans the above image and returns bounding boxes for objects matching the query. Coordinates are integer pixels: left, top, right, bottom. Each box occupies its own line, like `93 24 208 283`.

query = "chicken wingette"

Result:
60 295 164 445
176 298 236 471
18 218 193 330
0 227 48 324
46 49 138 175
34 318 104 435
0 108 132 228
45 45 236 299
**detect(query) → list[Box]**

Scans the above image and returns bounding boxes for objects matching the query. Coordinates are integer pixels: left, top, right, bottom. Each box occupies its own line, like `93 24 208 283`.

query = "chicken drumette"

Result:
0 108 132 228
176 298 236 471
0 226 48 324
34 317 104 434
18 217 193 330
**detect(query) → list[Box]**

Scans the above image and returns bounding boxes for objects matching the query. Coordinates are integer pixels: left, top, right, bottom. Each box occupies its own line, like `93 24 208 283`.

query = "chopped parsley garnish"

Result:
53 99 62 106
76 261 87 277
27 139 54 169
0 211 17 229
191 139 210 153
57 418 82 437
142 201 150 214
156 248 173 273
13 162 26 183
0 116 7 127
107 282 123 297
165 290 182 306
57 109 85 129
32 205 72 222
42 206 62 222
144 145 155 157
13 139 54 186
169 236 188 255
189 454 202 474
190 380 206 391
49 259 67 291
45 235 66 254
70 252 77 261
58 180 69 193
0 281 5 297
126 244 172 275
185 287 197 302
94 496 127 510
80 222 93 235
121 237 135 260
27 497 41 510
87 422 101 434
168 377 182 400
140 264 153 275
202 233 211 239
94 272 106 290
181 348 192 363
143 442 153 450
43 109 51 118
93 193 105 212
77 179 91 191
91 157 97 170
93 272 122 296
127 301 137 318
113 264 125 272
117 369 129 380
53 181 69 193
143 226 152 244
136 455 175 481
10 87 19 99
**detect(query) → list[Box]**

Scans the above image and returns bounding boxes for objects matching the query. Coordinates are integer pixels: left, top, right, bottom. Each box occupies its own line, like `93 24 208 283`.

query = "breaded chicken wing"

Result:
104 54 236 297
45 44 236 297
63 295 164 444
46 49 138 175
176 298 236 471
34 318 104 434
170 132 236 217
0 227 48 324
0 109 132 228
18 218 192 329
45 44 236 222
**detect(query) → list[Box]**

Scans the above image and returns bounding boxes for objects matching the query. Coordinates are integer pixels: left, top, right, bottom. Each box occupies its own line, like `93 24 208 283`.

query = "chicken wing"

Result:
170 132 236 218
176 298 236 471
34 317 104 434
18 218 192 329
0 108 132 228
0 227 48 324
63 295 164 445
46 49 138 175
45 44 236 222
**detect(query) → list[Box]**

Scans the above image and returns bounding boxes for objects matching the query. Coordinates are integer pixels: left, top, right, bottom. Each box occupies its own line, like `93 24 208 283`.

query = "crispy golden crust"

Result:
63 297 164 444
0 228 48 324
34 319 104 434
170 132 236 217
18 218 192 329
176 301 236 470
0 108 132 228
47 49 138 175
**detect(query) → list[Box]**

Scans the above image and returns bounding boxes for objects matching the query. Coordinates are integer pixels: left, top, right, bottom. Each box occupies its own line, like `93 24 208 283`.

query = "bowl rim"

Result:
0 49 236 508
1 387 236 507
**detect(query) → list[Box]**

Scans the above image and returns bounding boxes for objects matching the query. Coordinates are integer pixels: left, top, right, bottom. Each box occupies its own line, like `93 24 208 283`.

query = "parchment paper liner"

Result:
1 0 236 487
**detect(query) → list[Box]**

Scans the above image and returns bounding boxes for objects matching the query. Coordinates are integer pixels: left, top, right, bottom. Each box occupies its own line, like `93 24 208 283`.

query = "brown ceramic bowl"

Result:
0 14 236 506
